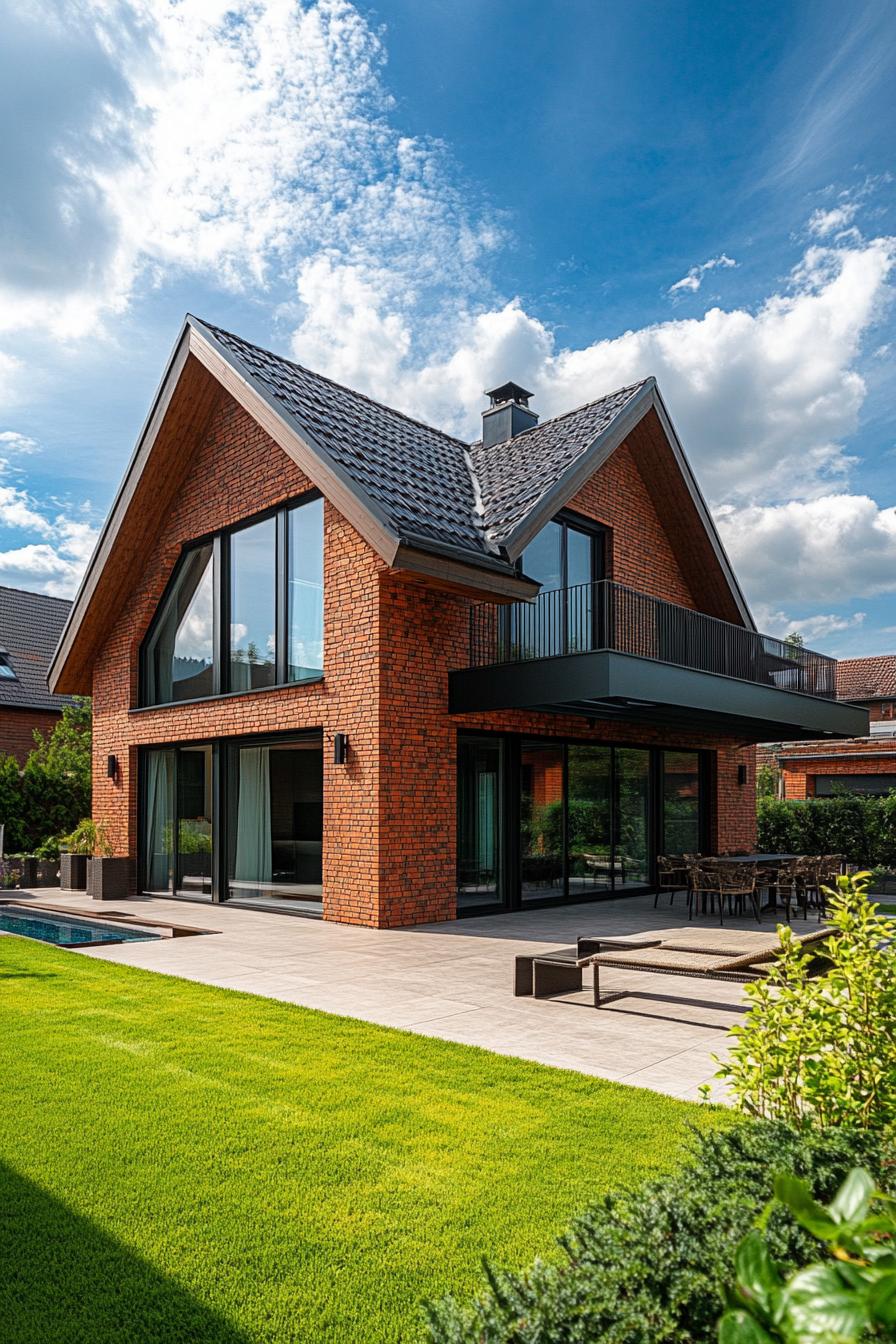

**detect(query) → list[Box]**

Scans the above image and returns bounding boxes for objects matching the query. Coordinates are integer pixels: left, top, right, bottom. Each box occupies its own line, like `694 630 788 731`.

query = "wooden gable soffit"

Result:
48 333 222 693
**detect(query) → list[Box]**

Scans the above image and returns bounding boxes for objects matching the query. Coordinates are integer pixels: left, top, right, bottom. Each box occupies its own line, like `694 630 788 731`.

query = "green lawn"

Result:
1 937 724 1343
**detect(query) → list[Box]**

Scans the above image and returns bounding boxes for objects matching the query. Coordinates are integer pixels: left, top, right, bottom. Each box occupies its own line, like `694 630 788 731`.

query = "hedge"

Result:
424 1121 894 1344
757 791 896 869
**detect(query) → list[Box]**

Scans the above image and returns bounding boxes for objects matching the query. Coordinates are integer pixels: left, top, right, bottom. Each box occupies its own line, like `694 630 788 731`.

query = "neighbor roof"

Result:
837 655 896 702
0 586 76 712
49 315 755 692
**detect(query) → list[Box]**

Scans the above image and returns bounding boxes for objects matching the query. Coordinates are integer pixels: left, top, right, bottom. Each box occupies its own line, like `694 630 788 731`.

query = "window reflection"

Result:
144 545 214 705
230 517 276 691
288 496 324 681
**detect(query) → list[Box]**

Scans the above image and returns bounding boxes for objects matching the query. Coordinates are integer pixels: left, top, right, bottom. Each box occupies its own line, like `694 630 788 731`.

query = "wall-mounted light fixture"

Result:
107 754 118 780
333 733 349 765
737 763 747 786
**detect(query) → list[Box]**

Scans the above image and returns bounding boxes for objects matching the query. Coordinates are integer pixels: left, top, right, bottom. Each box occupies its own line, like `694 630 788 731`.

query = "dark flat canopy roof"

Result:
449 650 869 744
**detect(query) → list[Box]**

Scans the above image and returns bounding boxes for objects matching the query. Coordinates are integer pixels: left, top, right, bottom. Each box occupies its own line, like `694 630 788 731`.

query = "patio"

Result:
10 886 775 1099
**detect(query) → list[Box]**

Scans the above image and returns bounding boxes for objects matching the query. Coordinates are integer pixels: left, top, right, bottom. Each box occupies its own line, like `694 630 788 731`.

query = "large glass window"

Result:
513 516 603 657
227 735 323 909
288 496 324 681
143 545 215 704
567 745 613 893
176 744 213 899
520 743 565 901
615 748 651 888
457 737 503 910
230 517 276 691
143 748 175 894
140 494 323 706
662 751 701 855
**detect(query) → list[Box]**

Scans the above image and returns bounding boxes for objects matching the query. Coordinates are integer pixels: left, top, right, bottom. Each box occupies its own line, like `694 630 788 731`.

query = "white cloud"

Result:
718 495 896 606
0 0 498 344
0 454 98 596
0 431 38 455
808 202 860 238
668 254 737 295
751 606 866 641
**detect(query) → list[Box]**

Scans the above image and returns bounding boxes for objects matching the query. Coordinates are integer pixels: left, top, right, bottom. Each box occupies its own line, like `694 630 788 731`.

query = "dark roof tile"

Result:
0 586 77 713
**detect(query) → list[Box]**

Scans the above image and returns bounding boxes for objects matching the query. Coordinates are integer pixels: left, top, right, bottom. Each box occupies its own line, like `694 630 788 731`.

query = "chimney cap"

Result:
485 380 533 408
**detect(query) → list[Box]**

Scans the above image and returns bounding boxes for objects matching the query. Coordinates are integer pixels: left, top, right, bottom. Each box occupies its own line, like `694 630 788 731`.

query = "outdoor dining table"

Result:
712 853 802 913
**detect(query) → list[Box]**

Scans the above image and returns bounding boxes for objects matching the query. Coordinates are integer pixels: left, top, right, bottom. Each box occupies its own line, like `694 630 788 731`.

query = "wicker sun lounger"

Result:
528 925 833 1007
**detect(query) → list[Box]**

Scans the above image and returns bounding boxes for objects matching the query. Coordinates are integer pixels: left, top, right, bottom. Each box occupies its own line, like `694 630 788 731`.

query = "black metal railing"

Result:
468 579 837 699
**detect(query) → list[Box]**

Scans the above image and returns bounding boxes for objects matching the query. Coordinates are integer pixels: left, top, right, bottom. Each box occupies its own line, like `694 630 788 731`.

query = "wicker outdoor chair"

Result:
654 854 689 909
687 859 760 924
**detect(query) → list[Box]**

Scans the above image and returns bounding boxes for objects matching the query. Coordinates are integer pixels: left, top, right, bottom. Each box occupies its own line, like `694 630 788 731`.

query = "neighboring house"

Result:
758 655 896 799
48 317 866 926
0 586 76 766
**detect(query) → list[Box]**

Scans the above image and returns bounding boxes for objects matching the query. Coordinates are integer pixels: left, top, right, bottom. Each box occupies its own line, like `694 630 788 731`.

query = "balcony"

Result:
449 580 868 743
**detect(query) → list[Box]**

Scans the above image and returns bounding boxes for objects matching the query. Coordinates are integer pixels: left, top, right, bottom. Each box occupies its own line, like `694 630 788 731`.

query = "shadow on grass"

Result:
0 1162 251 1344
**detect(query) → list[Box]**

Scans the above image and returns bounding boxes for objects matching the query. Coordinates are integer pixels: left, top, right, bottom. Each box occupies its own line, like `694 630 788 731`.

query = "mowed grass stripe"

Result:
0 937 724 1342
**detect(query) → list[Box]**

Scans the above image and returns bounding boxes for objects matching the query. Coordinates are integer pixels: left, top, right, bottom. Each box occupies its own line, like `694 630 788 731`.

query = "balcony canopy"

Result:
449 581 869 744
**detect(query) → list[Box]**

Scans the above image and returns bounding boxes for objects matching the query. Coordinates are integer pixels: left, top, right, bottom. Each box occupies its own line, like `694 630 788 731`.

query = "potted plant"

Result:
78 821 133 901
59 820 98 891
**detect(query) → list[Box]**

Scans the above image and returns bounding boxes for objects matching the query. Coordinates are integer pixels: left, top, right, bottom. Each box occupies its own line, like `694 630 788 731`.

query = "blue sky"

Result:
0 0 894 654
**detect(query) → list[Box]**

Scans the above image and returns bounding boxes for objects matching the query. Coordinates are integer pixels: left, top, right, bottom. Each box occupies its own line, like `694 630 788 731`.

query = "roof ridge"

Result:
193 317 470 450
839 653 896 664
468 378 650 450
0 584 72 604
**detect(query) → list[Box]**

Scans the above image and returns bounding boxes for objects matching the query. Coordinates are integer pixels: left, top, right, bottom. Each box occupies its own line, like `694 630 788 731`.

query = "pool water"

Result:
0 905 162 947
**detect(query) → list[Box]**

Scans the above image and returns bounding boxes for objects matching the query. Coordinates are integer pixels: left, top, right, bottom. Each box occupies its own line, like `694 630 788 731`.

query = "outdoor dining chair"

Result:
688 859 761 924
654 854 690 908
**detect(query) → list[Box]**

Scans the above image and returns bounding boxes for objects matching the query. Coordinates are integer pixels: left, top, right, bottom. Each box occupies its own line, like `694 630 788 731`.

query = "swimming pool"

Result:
0 904 163 947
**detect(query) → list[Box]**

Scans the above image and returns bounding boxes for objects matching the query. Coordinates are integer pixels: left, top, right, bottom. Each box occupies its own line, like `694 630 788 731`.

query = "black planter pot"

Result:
60 853 88 891
87 857 132 901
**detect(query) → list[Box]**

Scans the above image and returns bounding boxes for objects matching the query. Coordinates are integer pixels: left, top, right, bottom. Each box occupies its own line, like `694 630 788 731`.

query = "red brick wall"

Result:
90 393 756 927
778 738 896 799
570 441 696 607
0 707 62 766
91 392 388 926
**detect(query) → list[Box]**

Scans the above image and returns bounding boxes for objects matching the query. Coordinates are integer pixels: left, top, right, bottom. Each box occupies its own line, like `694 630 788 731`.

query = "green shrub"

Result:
757 790 896 869
0 752 25 853
720 1168 896 1343
60 818 112 857
19 698 91 851
718 874 896 1132
423 1123 894 1344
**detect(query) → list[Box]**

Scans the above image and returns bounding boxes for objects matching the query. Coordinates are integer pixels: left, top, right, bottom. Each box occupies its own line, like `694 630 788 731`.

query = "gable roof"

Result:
49 315 753 692
837 655 896 701
0 586 76 712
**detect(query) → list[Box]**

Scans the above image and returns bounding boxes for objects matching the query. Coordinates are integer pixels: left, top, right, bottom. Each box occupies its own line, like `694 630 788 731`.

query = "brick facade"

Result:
0 706 63 767
769 736 896 800
90 390 756 927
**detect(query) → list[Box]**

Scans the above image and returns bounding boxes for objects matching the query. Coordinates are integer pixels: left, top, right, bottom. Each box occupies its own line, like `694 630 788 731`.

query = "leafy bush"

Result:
720 1168 896 1343
0 857 22 889
60 817 112 857
757 791 896 870
20 699 91 851
0 752 25 853
423 1123 894 1344
718 873 896 1132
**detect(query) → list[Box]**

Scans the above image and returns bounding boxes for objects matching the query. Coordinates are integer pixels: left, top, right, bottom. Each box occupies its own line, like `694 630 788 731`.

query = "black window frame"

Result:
138 489 323 708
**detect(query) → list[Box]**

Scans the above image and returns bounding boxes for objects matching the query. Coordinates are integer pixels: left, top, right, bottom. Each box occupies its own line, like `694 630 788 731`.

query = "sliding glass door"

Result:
457 735 706 914
567 745 613 894
141 732 323 911
226 735 323 909
457 737 504 911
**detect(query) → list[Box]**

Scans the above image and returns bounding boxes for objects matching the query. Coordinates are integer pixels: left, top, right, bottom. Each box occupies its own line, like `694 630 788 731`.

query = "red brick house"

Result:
0 585 76 765
759 655 896 800
47 317 865 925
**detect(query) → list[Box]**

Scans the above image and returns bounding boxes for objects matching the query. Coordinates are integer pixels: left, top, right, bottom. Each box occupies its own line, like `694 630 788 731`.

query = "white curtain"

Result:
145 751 173 891
234 748 272 886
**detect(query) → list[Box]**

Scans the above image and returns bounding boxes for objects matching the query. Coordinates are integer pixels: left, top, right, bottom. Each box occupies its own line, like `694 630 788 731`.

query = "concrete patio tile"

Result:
14 886 771 1101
